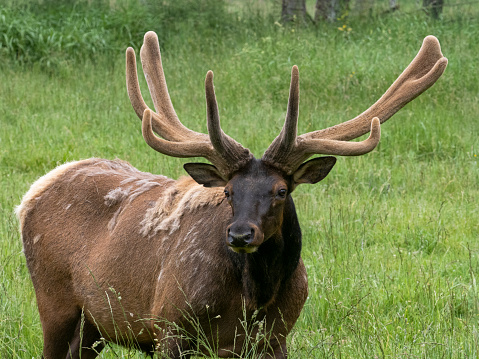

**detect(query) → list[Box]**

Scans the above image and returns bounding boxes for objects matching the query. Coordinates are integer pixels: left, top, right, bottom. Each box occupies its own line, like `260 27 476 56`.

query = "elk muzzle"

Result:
226 222 263 253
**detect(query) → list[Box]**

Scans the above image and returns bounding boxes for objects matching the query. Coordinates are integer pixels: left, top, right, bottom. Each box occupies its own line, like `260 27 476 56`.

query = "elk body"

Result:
17 32 447 359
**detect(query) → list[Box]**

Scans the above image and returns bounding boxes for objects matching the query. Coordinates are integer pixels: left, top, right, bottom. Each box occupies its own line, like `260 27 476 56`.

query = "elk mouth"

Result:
227 244 259 254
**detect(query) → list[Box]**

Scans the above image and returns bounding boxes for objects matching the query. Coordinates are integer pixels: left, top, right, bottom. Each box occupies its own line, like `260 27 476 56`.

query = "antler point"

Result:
144 31 158 41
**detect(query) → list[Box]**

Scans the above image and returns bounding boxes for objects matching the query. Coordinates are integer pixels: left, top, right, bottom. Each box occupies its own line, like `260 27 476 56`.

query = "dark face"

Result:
223 161 290 253
184 156 336 253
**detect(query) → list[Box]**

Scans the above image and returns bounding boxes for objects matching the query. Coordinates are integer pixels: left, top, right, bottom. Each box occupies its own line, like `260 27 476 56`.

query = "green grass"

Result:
1 0 479 357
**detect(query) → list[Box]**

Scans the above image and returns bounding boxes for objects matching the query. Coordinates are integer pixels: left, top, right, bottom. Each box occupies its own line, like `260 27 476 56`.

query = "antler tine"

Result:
205 71 254 172
263 36 447 175
299 117 381 157
126 32 208 142
279 65 300 152
262 68 382 174
141 72 253 177
127 31 253 179
264 66 300 166
126 47 148 120
126 45 186 142
301 35 448 142
141 109 214 158
140 32 206 142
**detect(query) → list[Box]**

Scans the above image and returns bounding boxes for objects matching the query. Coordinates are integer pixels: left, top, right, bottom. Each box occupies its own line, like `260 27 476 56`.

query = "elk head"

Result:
126 32 447 253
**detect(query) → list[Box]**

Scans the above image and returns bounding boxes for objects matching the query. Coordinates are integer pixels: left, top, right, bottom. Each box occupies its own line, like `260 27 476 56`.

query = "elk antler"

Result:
262 35 448 174
126 31 253 178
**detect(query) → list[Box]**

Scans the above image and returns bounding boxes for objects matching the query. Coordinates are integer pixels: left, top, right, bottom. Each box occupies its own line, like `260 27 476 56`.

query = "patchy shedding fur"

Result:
140 176 225 237
16 158 224 239
16 158 169 235
16 159 95 230
104 187 131 207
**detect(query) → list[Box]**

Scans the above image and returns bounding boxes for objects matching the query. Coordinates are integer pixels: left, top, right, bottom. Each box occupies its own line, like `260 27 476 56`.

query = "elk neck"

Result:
227 193 302 309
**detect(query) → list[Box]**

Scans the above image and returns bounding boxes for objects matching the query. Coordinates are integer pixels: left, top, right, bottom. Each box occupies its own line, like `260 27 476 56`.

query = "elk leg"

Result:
39 305 80 359
66 314 104 359
155 335 191 359
259 336 287 359
270 341 287 359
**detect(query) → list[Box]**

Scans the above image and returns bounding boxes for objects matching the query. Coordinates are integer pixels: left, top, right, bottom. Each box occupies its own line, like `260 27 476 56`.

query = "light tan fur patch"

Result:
15 159 97 231
16 158 168 235
140 176 225 237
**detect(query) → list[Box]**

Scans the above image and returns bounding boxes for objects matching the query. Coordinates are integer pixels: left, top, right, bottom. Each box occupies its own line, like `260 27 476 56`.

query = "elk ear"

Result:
184 163 228 187
292 156 337 189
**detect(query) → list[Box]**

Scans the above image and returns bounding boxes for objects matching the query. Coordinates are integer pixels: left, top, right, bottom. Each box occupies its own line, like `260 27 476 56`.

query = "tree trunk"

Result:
389 0 400 12
314 0 350 22
423 0 443 19
353 0 373 16
282 0 308 23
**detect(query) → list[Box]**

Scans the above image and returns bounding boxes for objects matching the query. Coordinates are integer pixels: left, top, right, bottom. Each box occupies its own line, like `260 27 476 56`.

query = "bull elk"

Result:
16 32 447 359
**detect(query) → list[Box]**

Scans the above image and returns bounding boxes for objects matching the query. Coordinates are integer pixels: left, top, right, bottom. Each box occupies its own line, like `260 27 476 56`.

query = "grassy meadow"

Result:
1 0 478 357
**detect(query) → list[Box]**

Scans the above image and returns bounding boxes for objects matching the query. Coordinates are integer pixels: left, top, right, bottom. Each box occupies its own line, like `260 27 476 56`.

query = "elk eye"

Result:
224 189 230 198
277 189 287 198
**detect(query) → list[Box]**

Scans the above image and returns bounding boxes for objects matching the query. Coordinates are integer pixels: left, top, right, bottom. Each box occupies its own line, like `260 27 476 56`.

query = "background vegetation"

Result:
1 0 478 357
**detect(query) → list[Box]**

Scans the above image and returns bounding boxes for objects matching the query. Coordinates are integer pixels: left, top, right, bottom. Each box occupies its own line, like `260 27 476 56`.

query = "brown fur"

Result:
18 158 307 358
140 176 225 237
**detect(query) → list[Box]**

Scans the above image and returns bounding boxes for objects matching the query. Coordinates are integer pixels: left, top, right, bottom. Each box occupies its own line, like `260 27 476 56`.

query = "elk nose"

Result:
227 226 255 248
